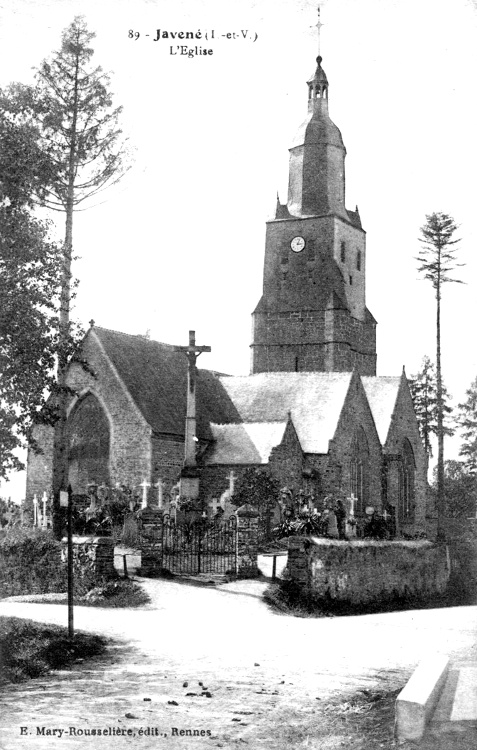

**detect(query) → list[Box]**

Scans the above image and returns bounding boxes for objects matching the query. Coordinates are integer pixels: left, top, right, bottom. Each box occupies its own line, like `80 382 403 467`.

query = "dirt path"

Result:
0 578 476 749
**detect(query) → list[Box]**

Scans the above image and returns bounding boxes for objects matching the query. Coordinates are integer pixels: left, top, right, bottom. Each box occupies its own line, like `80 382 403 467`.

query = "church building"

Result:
26 46 428 537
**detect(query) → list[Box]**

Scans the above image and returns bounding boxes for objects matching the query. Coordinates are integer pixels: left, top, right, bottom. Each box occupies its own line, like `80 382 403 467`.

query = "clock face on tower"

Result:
290 236 305 253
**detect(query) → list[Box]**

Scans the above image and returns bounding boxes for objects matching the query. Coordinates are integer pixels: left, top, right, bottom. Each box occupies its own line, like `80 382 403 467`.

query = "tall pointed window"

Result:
356 250 362 271
67 392 110 493
349 427 369 515
398 439 415 523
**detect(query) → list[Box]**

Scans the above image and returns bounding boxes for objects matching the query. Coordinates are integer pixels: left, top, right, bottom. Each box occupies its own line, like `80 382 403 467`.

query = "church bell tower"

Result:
251 17 376 376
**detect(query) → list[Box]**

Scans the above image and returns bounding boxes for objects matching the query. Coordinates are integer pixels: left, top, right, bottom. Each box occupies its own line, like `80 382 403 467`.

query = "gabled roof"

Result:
218 372 353 454
88 327 239 439
205 422 287 465
361 376 402 445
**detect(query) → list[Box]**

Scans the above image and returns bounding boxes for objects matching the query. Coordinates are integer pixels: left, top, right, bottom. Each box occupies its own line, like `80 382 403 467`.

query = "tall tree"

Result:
0 103 62 477
416 213 463 540
428 460 477 519
409 355 453 458
457 376 477 474
9 16 129 534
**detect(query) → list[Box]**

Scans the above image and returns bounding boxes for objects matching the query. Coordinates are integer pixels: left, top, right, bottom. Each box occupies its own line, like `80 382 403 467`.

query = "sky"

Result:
1 0 477 500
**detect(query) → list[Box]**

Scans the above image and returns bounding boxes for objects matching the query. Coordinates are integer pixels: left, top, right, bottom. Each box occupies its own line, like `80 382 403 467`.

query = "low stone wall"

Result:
287 537 449 606
444 518 477 600
61 536 116 593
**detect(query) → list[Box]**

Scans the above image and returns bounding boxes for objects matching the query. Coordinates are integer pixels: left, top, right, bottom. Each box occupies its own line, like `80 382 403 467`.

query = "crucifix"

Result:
175 331 211 500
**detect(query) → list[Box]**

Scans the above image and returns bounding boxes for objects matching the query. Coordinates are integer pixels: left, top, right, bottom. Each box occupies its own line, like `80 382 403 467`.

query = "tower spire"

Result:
316 5 324 57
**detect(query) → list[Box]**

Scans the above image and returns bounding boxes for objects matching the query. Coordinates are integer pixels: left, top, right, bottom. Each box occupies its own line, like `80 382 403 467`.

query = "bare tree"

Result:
416 213 463 541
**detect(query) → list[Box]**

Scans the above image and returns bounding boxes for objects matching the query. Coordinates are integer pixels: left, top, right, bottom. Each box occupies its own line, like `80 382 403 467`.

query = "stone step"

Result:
431 667 477 725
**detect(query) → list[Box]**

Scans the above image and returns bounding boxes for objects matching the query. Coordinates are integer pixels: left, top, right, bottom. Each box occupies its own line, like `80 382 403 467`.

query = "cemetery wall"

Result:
442 518 477 600
0 532 115 599
287 537 449 606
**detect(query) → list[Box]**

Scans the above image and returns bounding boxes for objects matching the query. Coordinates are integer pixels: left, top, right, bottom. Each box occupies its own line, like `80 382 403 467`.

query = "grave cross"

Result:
208 497 222 517
349 493 357 518
41 492 48 530
154 478 164 509
228 470 238 495
140 480 150 509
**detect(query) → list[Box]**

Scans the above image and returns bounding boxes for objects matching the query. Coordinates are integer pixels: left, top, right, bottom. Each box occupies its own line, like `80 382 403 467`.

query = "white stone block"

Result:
395 656 449 740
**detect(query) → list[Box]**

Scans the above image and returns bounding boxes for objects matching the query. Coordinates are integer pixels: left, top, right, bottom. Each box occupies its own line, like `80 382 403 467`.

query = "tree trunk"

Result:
52 53 79 539
436 264 445 542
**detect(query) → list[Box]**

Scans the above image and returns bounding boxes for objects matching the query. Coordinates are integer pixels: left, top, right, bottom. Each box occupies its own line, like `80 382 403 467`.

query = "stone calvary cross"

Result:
175 331 211 499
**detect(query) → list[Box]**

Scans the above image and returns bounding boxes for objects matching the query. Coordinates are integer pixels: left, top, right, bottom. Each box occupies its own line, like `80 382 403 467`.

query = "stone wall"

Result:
287 537 449 606
61 536 116 592
442 518 477 600
236 504 259 577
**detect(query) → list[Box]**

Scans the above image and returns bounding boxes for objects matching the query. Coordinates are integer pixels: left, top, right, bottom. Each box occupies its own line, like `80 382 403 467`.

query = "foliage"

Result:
409 355 454 457
232 468 280 540
456 376 477 474
0 104 63 476
429 460 477 518
416 212 463 540
0 527 66 598
2 16 131 534
27 16 130 213
0 617 107 683
78 579 149 608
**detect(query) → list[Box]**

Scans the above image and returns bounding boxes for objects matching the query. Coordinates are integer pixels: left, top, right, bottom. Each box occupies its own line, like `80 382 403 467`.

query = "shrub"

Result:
0 527 66 598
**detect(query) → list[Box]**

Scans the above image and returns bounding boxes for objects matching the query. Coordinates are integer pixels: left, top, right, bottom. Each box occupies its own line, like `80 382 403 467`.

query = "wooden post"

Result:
67 485 74 639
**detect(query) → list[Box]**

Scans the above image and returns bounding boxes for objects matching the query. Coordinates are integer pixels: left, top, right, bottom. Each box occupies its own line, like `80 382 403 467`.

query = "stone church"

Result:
27 52 427 536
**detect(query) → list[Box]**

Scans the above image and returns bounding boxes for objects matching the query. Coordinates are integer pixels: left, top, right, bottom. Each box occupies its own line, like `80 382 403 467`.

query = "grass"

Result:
248 685 401 749
0 617 108 684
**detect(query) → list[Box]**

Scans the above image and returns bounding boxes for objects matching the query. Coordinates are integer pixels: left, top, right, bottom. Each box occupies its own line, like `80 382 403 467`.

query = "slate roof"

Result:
217 372 353 454
361 376 402 445
205 422 288 465
89 327 239 440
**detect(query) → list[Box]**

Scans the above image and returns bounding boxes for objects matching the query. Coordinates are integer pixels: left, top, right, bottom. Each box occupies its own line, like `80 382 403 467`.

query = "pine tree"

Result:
457 376 477 474
416 213 463 540
409 355 453 458
9 17 130 534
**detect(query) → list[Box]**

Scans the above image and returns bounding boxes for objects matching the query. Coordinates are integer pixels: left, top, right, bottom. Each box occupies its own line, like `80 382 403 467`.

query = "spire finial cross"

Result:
316 5 324 57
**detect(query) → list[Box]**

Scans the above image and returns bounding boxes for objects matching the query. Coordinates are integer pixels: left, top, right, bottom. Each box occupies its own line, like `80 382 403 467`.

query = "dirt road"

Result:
0 578 476 749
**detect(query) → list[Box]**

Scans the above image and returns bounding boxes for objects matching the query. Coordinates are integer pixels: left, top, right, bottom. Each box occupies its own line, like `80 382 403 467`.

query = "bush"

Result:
0 527 66 598
0 617 107 683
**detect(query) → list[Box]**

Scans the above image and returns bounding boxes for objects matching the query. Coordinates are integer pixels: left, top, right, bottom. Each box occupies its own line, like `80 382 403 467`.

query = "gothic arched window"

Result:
349 427 369 515
399 439 416 523
67 393 110 492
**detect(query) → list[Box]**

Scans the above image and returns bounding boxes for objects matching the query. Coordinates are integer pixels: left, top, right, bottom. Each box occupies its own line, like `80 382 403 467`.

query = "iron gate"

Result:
141 514 238 575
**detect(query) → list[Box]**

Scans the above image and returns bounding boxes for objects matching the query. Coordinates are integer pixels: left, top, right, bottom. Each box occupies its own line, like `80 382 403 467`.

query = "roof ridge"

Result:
93 326 177 350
